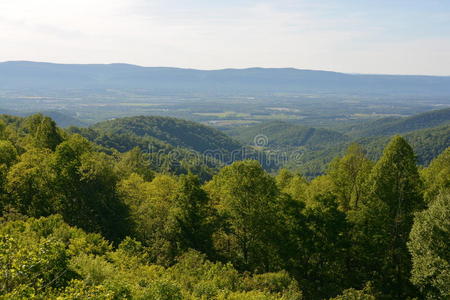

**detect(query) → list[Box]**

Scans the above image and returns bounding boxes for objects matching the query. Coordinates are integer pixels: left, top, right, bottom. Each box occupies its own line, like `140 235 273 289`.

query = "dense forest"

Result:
229 108 450 178
0 113 449 299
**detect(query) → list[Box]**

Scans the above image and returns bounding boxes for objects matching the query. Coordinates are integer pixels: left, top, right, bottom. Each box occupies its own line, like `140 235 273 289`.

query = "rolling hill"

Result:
69 116 281 178
90 116 242 155
359 123 450 165
286 123 449 178
344 107 450 137
229 110 449 178
229 121 349 148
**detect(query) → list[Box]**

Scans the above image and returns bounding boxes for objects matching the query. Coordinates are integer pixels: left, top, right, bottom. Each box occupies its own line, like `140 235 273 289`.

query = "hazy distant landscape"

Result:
1 61 449 178
1 61 449 127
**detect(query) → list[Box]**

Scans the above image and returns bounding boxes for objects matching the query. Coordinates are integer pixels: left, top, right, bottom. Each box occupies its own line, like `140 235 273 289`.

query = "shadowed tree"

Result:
174 173 215 256
350 136 423 298
53 134 129 241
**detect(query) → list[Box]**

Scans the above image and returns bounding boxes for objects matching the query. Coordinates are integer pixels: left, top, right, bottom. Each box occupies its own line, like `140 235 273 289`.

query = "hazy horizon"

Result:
2 60 450 77
1 0 450 76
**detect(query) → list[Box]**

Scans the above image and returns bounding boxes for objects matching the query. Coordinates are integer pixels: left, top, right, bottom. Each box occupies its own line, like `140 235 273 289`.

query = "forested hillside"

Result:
343 107 450 137
0 112 449 299
359 123 450 164
91 116 242 155
232 109 450 177
67 116 250 180
229 121 348 148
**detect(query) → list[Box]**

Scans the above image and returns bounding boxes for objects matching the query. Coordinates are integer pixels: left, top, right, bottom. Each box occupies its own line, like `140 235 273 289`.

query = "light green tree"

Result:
276 169 309 204
205 160 281 272
22 114 63 150
421 147 449 204
408 192 450 299
327 143 373 211
115 147 154 181
6 148 57 216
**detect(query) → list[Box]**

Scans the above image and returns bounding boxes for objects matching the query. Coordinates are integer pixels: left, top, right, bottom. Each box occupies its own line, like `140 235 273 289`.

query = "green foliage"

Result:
0 216 303 299
329 284 376 300
408 192 450 299
301 193 351 299
52 135 130 241
68 122 223 181
174 173 215 256
0 113 447 299
327 143 373 211
115 146 154 181
22 113 64 150
117 173 181 265
0 140 17 212
368 136 423 214
0 140 17 166
117 173 214 266
421 147 450 203
0 215 110 298
68 115 247 181
231 121 348 148
232 109 450 178
92 115 242 155
350 136 424 298
206 160 282 272
6 148 57 216
345 107 450 138
276 169 308 203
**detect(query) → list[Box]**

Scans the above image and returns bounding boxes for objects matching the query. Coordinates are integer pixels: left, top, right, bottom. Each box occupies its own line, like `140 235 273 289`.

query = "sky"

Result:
0 0 449 75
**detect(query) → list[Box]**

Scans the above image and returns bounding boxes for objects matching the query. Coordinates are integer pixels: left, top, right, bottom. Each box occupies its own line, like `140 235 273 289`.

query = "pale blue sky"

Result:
1 0 449 75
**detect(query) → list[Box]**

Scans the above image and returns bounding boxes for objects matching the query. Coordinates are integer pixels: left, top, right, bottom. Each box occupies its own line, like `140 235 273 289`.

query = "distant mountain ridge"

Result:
1 61 450 95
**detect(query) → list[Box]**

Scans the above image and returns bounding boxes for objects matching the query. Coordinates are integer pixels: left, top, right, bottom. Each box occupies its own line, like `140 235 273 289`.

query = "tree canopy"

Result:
0 114 448 299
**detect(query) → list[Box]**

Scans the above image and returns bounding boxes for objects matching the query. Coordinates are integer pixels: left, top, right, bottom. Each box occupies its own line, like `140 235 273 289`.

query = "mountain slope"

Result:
359 123 450 165
2 61 450 95
91 116 242 155
228 111 449 178
229 121 349 148
68 115 283 179
344 108 450 137
286 123 449 178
